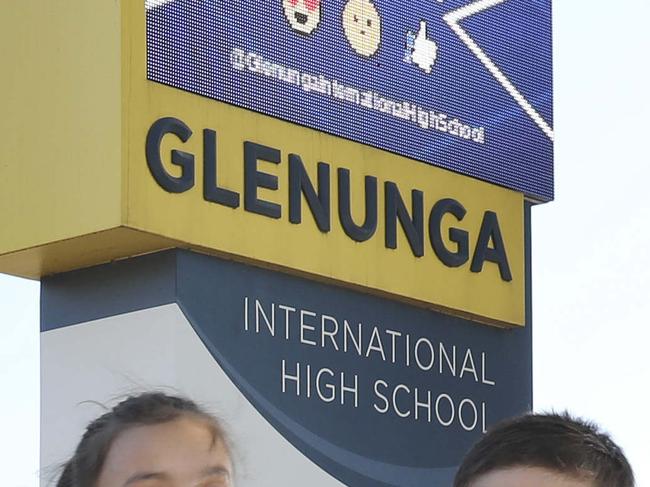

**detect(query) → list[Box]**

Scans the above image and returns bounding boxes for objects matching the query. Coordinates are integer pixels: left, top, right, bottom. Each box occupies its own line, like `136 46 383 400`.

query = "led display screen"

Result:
146 0 553 201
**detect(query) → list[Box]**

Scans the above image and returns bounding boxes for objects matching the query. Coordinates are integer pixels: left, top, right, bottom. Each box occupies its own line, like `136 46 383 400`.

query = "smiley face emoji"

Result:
283 0 322 35
342 0 381 57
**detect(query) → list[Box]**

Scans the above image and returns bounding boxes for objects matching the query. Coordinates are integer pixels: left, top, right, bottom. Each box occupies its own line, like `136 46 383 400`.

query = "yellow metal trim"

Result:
0 1 123 255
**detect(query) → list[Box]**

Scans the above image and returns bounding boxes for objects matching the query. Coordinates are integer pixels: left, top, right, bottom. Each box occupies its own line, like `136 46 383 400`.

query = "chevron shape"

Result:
444 0 554 141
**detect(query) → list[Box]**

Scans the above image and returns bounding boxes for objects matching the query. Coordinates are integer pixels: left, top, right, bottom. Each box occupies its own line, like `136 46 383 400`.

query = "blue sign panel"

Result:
177 251 532 486
43 249 533 486
146 0 553 201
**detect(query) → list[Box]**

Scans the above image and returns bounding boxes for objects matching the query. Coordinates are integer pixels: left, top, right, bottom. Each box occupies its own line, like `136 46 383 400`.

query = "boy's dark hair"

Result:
454 413 634 487
56 392 229 487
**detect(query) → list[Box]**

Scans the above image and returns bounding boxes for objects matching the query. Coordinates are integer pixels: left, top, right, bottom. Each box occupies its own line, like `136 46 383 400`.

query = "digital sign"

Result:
146 0 553 201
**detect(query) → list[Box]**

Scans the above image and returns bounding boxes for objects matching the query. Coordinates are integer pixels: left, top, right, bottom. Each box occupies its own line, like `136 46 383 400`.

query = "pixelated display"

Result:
146 0 553 201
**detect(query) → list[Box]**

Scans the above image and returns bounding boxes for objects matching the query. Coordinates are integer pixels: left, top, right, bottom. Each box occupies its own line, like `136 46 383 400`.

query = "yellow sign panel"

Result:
0 1 524 327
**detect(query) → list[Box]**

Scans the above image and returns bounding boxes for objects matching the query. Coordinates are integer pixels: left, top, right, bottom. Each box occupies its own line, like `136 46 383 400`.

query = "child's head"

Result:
454 413 634 487
57 393 233 487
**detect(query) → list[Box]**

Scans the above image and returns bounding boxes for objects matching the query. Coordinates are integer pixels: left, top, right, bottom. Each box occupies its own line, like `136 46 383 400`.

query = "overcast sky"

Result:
1 1 649 486
532 0 650 482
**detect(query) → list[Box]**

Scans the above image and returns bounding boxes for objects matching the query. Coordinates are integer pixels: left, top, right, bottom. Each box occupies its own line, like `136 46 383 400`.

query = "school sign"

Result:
0 1 550 486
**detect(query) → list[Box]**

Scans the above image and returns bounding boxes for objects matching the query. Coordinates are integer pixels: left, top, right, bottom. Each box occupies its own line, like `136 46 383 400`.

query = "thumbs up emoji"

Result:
411 20 438 74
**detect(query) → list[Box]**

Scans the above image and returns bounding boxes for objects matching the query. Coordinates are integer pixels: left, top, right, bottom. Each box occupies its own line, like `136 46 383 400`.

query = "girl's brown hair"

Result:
56 392 229 487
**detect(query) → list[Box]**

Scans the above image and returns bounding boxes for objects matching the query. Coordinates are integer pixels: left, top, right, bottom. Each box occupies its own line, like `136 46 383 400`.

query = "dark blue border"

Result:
41 251 178 332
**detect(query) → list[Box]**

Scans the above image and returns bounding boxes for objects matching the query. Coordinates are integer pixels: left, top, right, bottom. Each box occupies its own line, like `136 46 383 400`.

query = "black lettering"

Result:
385 182 424 257
429 198 469 267
244 141 281 219
203 129 239 208
145 117 194 193
337 168 377 242
288 155 330 232
471 211 512 281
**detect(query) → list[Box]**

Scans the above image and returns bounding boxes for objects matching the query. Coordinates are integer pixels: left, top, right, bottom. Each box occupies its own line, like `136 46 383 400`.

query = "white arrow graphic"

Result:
444 0 554 141
146 0 176 10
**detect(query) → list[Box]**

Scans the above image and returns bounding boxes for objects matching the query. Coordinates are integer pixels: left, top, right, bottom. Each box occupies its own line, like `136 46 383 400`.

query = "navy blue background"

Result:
177 251 532 486
146 0 553 201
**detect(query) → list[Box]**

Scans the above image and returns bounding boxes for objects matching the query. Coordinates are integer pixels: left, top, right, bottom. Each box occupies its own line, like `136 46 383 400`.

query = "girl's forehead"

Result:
97 417 232 487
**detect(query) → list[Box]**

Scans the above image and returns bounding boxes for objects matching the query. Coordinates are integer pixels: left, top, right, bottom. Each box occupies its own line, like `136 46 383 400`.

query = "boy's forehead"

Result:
469 466 594 487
